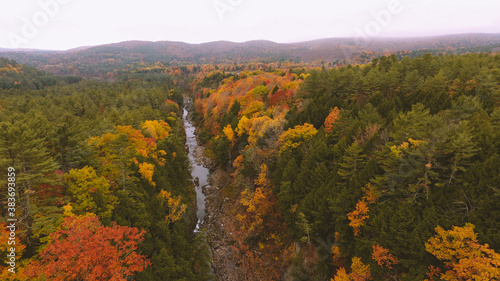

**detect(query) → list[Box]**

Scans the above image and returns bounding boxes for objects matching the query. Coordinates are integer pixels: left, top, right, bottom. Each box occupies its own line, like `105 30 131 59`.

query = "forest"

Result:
0 58 212 280
192 53 500 280
0 47 499 281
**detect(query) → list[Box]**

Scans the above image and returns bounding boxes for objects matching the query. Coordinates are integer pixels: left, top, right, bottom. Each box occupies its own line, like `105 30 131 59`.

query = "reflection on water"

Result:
183 106 210 232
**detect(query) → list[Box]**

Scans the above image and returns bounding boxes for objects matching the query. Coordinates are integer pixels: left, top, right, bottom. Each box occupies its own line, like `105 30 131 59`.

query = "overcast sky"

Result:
0 0 499 50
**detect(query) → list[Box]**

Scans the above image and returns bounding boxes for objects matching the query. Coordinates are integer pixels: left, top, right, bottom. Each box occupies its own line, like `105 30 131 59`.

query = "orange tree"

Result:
24 214 150 281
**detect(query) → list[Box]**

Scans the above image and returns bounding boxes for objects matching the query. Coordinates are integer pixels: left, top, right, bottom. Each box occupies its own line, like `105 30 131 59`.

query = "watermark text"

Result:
6 167 17 274
355 0 403 43
213 0 244 21
8 0 72 48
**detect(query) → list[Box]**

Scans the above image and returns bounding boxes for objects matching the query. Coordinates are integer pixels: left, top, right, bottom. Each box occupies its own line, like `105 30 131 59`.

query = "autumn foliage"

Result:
87 121 169 187
141 120 172 141
239 165 275 232
333 257 372 281
278 123 318 154
223 124 234 142
25 214 150 281
0 223 26 278
138 162 156 186
232 164 288 279
347 201 369 237
347 184 380 236
371 245 398 269
268 89 292 106
331 245 344 267
188 54 500 280
64 166 117 220
324 107 340 133
425 223 500 280
362 183 380 204
158 190 187 224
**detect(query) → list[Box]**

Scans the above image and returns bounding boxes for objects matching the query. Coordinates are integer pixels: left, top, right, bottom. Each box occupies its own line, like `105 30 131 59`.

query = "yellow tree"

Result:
87 123 167 188
64 166 117 222
141 120 172 141
425 223 500 280
223 125 234 142
236 116 251 137
158 190 187 224
332 257 372 281
347 200 369 237
278 123 318 154
138 162 155 186
242 101 265 117
254 164 271 188
116 125 162 161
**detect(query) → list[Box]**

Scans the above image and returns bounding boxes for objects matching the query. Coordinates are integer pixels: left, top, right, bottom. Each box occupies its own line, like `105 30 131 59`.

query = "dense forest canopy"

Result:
192 52 500 280
0 66 212 280
0 41 499 281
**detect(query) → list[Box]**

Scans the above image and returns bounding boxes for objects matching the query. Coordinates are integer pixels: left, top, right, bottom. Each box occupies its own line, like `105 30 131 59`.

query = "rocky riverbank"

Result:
203 169 244 281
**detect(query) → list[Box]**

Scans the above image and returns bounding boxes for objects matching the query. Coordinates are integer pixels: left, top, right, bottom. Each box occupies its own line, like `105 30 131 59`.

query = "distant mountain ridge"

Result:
1 33 499 77
2 33 499 53
57 33 500 61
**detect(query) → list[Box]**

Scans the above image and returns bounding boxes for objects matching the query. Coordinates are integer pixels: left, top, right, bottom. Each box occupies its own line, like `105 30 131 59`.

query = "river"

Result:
183 102 210 232
183 100 241 280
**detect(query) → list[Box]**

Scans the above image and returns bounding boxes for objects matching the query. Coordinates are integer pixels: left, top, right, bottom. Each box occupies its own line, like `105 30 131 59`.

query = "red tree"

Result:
25 214 150 281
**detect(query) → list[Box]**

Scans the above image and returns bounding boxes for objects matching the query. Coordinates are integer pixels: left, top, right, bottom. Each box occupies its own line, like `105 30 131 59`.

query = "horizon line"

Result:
1 32 499 52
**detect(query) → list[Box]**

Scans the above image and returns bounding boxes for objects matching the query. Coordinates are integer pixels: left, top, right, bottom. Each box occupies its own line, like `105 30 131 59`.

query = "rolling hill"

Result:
0 33 499 77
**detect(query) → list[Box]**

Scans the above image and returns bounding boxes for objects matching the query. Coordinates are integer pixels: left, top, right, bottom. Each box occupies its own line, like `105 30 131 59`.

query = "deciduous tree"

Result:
347 200 369 237
65 166 117 223
333 257 372 281
372 245 398 269
158 190 187 224
25 214 150 281
425 223 500 280
324 107 340 133
278 123 318 154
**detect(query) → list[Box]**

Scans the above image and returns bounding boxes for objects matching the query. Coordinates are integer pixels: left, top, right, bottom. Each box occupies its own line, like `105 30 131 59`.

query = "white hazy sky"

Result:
0 0 499 50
